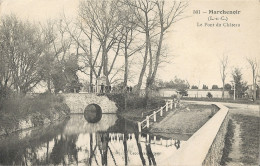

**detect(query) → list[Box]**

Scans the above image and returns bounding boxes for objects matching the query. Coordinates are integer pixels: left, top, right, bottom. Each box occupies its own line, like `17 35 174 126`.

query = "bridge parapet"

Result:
61 93 117 114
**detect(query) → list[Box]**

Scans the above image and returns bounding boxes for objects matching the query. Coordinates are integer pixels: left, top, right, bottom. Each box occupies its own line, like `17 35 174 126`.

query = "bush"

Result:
106 93 165 111
106 93 125 110
207 92 213 98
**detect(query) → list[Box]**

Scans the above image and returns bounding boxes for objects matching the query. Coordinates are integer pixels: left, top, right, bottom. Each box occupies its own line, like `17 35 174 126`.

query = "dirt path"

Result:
226 118 243 166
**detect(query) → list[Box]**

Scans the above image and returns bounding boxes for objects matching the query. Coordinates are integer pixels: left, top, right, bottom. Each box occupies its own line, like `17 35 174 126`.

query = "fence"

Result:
138 99 175 132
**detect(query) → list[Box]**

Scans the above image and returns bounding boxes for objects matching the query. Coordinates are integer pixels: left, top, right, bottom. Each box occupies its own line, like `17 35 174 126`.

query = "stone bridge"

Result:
61 93 117 114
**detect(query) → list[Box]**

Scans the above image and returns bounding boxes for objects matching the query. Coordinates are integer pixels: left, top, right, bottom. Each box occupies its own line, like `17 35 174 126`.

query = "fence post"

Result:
146 116 149 128
170 100 173 109
174 102 177 108
166 103 168 112
138 122 141 132
153 111 156 122
160 107 163 116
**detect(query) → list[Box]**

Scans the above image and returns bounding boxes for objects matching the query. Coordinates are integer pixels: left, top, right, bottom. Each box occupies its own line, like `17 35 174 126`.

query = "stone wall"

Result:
163 103 229 166
202 111 229 165
62 93 117 114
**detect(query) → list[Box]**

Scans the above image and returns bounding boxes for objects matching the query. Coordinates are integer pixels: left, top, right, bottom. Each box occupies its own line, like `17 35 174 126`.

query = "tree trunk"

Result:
123 34 128 88
102 40 109 85
253 78 256 101
145 29 164 101
150 30 163 83
145 38 153 104
136 12 149 93
222 80 225 99
136 53 147 92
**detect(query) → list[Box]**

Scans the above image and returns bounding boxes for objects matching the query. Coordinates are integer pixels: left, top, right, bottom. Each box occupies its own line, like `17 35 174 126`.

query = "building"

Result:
186 89 230 98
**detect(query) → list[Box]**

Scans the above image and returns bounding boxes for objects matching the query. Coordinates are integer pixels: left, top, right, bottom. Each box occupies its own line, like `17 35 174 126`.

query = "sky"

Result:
0 0 259 88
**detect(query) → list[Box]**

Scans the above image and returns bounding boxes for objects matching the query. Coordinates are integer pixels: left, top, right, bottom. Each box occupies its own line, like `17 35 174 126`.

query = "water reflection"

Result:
0 114 185 165
64 114 118 134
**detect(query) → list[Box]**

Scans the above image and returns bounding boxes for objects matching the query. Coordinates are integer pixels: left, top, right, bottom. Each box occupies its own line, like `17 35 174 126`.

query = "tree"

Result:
224 83 232 90
126 0 188 96
0 15 46 95
191 85 198 89
202 84 208 89
219 54 228 99
212 85 219 89
231 67 247 98
40 20 79 93
144 0 188 99
126 0 157 92
64 53 83 93
78 0 124 85
117 4 143 88
246 57 259 101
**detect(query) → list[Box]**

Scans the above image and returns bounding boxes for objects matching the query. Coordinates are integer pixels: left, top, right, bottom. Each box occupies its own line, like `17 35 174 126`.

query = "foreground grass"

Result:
220 119 235 165
232 114 259 165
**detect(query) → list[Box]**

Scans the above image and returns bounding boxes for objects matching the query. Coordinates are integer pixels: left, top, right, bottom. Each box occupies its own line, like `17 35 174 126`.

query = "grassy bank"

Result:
150 104 214 135
0 93 70 135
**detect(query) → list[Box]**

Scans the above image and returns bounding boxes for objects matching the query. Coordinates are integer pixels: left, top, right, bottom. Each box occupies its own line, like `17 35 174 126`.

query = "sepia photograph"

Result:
0 0 259 165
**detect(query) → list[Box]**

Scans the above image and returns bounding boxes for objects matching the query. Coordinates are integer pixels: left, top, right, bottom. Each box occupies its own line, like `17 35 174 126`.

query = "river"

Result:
0 114 186 165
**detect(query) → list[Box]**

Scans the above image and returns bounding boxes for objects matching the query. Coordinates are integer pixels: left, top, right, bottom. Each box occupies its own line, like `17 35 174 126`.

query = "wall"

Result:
203 111 229 165
161 103 229 165
158 89 178 97
187 90 230 98
62 93 117 114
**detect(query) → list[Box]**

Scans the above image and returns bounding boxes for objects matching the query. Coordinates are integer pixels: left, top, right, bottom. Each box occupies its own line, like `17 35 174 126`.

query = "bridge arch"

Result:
84 104 102 123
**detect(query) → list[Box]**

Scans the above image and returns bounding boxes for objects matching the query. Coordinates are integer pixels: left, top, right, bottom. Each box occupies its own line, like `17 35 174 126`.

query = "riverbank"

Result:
0 94 70 136
116 95 214 138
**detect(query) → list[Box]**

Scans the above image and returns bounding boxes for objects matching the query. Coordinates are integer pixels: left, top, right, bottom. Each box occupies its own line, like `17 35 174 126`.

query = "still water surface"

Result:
0 114 186 165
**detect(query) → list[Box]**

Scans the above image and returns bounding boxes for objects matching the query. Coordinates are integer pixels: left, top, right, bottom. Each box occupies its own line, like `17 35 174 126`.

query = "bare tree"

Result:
125 0 158 92
78 0 124 85
117 2 144 88
247 57 259 101
126 0 188 98
145 0 188 98
219 54 229 99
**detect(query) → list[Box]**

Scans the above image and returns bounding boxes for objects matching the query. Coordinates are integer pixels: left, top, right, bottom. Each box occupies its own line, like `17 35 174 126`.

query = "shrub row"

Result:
106 93 165 112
